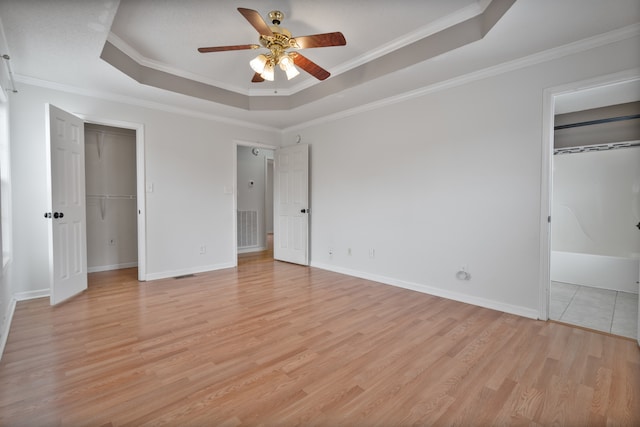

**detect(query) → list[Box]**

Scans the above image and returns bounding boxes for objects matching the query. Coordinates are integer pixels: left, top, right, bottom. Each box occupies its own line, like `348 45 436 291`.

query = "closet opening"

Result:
85 123 138 273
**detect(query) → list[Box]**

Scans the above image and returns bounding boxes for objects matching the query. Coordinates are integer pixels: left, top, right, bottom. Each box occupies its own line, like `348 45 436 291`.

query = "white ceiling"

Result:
0 0 639 130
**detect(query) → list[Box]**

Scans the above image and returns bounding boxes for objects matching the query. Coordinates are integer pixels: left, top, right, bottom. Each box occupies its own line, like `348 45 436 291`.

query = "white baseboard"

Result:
310 262 540 320
144 262 236 281
237 246 266 254
0 297 16 361
88 262 138 273
14 289 50 301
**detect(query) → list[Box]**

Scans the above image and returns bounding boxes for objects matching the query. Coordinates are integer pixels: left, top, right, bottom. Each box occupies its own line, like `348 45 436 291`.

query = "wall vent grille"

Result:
237 210 258 248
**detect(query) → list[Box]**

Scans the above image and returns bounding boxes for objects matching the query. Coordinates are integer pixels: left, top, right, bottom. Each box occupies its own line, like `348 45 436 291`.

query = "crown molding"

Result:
106 32 256 96
331 1 485 78
284 24 640 133
279 1 488 96
13 22 638 134
103 0 510 105
13 74 281 133
105 2 487 99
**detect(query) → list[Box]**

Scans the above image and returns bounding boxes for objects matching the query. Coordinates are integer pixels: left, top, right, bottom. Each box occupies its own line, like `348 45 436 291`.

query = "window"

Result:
0 93 11 268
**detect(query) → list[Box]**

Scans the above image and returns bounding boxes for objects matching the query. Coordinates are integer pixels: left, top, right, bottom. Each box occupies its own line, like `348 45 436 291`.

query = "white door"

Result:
45 104 88 305
274 144 309 265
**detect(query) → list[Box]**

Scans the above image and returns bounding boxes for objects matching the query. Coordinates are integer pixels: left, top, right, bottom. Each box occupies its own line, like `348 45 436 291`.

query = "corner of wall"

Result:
0 295 16 361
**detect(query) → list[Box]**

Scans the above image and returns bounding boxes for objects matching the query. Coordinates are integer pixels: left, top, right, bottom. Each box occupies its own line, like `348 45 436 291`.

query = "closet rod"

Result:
554 113 640 130
2 54 18 93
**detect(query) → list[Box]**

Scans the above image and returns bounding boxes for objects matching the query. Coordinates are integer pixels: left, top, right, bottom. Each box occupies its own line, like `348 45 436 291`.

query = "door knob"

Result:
53 212 64 219
300 209 308 213
44 212 52 218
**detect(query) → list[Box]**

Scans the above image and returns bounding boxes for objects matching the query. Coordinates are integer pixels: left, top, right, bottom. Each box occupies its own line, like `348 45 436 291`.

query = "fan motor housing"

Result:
259 11 297 51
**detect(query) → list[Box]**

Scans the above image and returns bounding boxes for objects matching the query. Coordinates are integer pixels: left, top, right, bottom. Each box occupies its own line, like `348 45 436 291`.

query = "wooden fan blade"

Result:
238 8 273 36
291 53 330 80
293 32 346 49
251 72 265 83
198 44 259 53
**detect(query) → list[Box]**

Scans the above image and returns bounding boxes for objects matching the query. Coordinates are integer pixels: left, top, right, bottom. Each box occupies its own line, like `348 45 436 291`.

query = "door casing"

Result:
233 140 279 264
77 114 147 281
539 70 640 332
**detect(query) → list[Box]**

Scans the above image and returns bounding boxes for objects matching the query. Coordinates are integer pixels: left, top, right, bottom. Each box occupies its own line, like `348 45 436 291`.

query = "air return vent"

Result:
237 210 258 248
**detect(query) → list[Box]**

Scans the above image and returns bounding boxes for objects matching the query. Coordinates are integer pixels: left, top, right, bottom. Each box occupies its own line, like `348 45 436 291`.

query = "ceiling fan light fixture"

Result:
249 53 268 74
284 64 300 80
278 54 292 69
279 54 300 80
260 61 275 81
199 8 346 83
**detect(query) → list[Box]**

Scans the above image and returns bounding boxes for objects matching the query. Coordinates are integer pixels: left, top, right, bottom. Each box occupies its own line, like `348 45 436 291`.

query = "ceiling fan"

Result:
198 8 346 83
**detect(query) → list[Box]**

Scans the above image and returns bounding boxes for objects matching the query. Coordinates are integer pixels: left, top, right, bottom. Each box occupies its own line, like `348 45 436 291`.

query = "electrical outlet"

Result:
369 248 375 258
348 248 352 256
328 247 333 257
200 245 206 254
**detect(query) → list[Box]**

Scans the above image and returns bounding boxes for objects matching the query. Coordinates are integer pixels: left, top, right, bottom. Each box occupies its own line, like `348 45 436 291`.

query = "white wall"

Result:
10 84 279 295
285 35 640 319
552 147 640 258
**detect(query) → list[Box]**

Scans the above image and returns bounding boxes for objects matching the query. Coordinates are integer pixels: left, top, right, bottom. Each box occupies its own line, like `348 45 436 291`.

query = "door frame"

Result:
232 140 278 265
77 114 147 281
538 69 640 320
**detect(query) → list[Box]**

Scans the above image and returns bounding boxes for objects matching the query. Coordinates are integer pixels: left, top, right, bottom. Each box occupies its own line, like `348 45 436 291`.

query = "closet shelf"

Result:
87 194 136 200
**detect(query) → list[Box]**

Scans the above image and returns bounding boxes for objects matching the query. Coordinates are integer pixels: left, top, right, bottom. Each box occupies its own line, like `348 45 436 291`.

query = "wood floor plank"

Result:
1 252 639 426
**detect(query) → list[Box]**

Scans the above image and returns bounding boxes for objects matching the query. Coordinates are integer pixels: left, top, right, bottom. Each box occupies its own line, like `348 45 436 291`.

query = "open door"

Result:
274 144 309 265
45 104 88 305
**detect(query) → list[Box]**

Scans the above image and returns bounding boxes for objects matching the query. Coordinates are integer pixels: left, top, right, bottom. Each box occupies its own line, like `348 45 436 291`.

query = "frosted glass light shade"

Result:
284 63 300 80
249 54 268 74
260 62 275 81
279 55 292 69
279 55 299 80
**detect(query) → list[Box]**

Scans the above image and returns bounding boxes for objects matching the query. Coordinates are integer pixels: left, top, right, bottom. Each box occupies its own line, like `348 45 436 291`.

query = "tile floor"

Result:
550 281 638 339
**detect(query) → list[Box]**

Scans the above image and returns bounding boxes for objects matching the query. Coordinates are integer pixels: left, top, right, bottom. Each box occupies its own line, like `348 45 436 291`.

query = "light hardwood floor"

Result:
1 251 639 426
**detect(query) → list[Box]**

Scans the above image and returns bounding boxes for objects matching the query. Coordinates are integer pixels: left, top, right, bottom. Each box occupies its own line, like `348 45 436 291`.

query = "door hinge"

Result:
548 216 551 223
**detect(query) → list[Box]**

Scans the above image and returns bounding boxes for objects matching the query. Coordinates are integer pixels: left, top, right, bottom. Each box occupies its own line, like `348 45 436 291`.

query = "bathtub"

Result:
551 251 640 294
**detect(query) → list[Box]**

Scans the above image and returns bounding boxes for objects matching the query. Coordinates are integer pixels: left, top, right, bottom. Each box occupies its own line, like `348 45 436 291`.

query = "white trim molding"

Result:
538 68 640 320
285 24 640 133
144 262 236 282
14 289 50 301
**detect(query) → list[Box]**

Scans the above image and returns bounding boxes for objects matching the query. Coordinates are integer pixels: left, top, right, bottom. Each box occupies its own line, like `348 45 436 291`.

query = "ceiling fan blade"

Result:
237 8 274 36
198 44 259 53
251 72 265 83
292 53 330 81
293 32 346 49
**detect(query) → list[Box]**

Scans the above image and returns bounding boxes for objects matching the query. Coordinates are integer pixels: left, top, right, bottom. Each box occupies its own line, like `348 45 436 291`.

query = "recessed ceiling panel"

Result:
108 0 482 95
